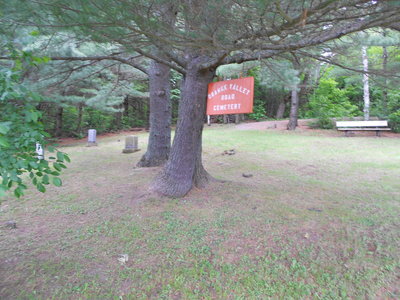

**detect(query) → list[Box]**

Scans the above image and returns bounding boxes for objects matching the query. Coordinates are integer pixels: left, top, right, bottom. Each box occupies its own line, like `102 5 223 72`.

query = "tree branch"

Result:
50 55 149 76
296 50 400 78
221 10 400 66
0 54 149 76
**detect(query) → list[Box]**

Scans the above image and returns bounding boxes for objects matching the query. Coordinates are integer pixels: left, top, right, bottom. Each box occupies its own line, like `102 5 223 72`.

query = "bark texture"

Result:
137 60 171 167
287 88 299 130
152 57 214 197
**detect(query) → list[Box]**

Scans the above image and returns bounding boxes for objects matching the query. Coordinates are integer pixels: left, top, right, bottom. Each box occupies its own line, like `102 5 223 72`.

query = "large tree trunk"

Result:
152 59 214 197
137 60 171 167
138 2 176 167
287 87 299 130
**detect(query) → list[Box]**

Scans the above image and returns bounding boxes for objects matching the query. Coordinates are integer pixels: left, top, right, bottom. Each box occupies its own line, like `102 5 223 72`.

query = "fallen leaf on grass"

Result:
118 254 129 265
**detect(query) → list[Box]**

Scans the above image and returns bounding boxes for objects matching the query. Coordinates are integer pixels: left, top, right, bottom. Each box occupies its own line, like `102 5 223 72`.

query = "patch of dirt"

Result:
235 119 314 131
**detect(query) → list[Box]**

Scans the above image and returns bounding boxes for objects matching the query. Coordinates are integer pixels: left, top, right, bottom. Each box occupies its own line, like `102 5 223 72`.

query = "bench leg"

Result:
345 130 349 137
376 130 381 137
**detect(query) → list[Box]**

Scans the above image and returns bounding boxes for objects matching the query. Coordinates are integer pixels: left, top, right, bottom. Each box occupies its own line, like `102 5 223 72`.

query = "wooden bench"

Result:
336 120 391 137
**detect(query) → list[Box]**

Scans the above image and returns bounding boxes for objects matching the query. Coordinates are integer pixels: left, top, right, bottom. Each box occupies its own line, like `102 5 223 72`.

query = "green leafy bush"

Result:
308 117 335 129
386 90 400 132
0 49 70 198
84 108 115 133
388 111 400 133
388 90 400 111
305 78 359 128
248 100 267 121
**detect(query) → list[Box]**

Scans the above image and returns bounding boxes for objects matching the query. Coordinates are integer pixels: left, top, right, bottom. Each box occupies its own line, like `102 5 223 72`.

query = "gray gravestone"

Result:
122 136 140 153
36 143 44 159
87 129 98 146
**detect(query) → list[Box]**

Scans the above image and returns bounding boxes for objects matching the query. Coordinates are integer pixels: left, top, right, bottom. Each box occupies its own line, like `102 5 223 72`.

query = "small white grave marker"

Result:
36 143 44 160
122 136 140 153
87 129 98 146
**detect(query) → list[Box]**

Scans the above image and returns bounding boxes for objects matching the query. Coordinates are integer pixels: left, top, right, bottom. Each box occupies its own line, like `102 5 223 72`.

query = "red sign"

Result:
207 77 254 115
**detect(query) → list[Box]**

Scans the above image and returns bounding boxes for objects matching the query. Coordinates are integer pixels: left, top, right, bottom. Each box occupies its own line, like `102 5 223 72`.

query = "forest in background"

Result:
2 29 400 138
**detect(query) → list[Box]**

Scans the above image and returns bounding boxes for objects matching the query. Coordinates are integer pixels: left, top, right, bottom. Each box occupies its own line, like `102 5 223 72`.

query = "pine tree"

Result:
3 0 400 197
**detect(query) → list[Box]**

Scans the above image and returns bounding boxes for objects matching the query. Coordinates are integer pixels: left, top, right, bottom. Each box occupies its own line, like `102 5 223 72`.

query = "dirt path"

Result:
235 119 314 131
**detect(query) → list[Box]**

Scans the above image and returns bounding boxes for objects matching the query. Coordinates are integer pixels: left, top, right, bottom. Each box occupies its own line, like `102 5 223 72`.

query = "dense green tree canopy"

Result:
3 1 400 71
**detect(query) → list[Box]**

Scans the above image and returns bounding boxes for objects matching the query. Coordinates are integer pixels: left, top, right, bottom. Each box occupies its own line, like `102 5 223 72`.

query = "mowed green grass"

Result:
0 126 399 299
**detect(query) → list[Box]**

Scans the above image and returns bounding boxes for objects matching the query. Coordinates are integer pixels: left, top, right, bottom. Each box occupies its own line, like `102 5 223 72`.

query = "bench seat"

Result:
337 127 391 131
336 120 391 136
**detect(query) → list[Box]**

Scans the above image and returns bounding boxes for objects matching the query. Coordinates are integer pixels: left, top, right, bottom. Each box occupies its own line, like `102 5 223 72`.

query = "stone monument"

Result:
36 143 44 159
87 129 98 146
122 136 140 153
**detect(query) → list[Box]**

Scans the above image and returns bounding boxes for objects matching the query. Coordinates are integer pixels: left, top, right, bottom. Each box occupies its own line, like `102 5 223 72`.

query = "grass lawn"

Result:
1 125 399 299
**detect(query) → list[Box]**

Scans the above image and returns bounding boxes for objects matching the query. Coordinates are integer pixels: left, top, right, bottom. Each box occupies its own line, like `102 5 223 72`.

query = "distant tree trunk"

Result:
276 101 286 119
137 59 171 167
223 115 229 124
152 57 215 197
362 46 370 121
382 44 388 116
276 94 290 119
114 110 122 130
133 98 143 126
123 96 129 117
286 65 311 129
76 103 83 133
287 87 299 130
54 106 63 137
299 72 311 105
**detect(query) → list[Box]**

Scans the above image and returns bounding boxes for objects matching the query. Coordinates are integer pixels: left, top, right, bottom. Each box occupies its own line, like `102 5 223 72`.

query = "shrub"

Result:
305 78 359 129
308 117 334 129
83 108 114 134
388 111 400 133
248 100 267 121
